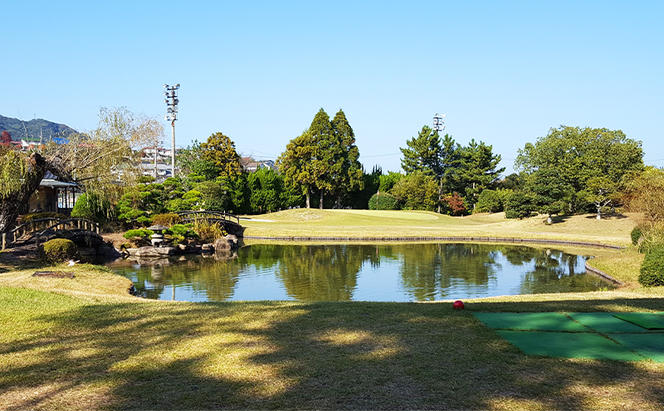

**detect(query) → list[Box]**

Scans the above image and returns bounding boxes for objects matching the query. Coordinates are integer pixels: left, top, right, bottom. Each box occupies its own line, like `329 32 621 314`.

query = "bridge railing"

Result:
1 218 100 250
176 211 240 225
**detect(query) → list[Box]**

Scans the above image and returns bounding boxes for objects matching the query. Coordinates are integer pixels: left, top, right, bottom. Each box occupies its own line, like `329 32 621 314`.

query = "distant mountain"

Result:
0 114 78 142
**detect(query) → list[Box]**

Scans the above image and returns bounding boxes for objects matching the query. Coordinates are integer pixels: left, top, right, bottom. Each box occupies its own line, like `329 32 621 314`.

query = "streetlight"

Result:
164 83 180 178
433 113 446 133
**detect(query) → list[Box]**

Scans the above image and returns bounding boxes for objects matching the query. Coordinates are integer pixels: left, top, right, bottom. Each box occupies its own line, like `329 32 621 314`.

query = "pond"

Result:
107 243 614 302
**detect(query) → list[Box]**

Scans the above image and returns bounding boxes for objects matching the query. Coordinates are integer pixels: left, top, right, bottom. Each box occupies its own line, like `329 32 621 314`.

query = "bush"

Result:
368 193 400 210
389 171 438 211
442 193 467 216
123 229 153 246
475 190 502 213
637 226 664 254
631 226 643 246
166 224 198 245
42 238 79 263
639 246 664 286
193 220 227 243
151 213 182 227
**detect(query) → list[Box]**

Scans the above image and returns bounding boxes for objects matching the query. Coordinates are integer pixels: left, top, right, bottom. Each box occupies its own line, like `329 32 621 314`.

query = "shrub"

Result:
389 171 438 211
631 226 643 246
123 229 153 246
166 224 198 245
151 213 182 226
475 190 502 213
368 193 400 210
442 193 467 216
42 238 79 263
639 246 664 286
637 226 664 254
193 220 227 243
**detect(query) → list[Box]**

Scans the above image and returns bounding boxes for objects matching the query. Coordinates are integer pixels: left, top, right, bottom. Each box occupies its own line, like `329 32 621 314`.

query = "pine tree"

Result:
400 126 443 177
452 139 504 208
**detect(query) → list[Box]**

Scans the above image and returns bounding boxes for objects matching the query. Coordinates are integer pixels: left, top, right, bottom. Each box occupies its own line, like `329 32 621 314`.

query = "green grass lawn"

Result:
1 210 663 410
241 209 637 246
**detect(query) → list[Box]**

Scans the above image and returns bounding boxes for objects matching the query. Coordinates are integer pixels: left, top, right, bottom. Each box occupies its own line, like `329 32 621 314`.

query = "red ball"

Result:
453 300 465 310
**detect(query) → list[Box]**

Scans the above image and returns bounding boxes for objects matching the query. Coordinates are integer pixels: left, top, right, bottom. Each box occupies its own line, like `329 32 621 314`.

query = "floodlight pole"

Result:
433 113 446 133
164 84 180 178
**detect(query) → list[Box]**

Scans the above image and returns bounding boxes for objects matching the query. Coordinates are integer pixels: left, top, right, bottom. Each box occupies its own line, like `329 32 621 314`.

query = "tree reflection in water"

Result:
108 243 613 302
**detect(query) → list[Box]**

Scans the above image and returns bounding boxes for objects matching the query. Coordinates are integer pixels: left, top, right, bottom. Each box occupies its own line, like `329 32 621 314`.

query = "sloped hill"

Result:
0 114 78 142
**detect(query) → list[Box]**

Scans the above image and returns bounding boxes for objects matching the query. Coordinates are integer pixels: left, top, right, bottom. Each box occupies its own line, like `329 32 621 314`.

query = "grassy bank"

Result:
241 209 637 246
2 209 662 410
2 284 664 411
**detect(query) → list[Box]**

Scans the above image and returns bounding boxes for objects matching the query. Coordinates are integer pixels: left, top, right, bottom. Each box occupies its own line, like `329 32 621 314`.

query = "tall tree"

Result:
177 141 219 181
330 109 363 207
452 139 504 208
400 126 443 177
200 132 243 179
516 126 643 212
309 109 335 209
528 168 574 224
277 130 317 208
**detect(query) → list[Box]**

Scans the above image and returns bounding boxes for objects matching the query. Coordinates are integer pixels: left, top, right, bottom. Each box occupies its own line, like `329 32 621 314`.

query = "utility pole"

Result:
164 84 180 178
433 113 446 133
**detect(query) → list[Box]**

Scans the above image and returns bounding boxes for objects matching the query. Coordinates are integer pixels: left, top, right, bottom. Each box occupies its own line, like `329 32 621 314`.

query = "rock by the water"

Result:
133 246 176 257
213 238 231 252
201 243 214 252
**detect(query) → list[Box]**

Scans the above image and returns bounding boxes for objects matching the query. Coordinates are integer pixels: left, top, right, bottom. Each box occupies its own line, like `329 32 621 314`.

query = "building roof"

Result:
40 171 78 188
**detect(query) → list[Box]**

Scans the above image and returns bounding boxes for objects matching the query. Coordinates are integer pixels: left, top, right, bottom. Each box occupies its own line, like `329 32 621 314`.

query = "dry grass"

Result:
2 285 664 411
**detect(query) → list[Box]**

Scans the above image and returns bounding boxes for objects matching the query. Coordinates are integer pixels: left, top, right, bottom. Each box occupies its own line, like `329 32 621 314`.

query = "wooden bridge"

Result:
176 211 244 236
1 218 101 250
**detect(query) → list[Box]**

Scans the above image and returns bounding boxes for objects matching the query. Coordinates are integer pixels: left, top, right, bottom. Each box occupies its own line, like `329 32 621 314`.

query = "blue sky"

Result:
2 0 663 173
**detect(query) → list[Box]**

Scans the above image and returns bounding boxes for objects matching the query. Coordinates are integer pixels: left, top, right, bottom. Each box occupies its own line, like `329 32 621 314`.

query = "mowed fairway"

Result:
241 209 637 246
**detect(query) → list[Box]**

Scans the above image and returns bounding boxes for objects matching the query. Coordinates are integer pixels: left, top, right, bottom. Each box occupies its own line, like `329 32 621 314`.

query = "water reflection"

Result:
108 243 613 302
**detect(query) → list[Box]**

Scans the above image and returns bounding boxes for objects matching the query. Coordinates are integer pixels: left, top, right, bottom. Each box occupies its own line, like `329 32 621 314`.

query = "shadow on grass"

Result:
2 298 664 410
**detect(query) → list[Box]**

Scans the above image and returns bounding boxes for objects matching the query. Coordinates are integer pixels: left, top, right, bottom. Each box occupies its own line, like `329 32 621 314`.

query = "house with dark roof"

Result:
28 172 81 215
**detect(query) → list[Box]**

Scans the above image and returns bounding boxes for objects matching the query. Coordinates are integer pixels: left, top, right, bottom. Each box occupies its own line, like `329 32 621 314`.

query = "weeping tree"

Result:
0 107 162 232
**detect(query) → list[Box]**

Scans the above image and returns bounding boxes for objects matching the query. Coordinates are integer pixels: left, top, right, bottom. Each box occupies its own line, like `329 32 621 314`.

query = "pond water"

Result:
107 243 613 302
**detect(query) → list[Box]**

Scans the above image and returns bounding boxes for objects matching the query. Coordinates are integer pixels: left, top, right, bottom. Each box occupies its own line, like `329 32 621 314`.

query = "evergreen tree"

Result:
330 109 364 207
200 132 243 179
277 130 317 208
452 139 504 208
400 126 443 177
528 168 573 223
309 108 336 209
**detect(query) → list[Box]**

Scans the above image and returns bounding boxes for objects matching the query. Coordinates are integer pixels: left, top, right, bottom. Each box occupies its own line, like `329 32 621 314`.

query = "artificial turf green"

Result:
566 312 648 333
496 331 645 361
609 334 664 362
472 312 587 331
612 312 664 330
